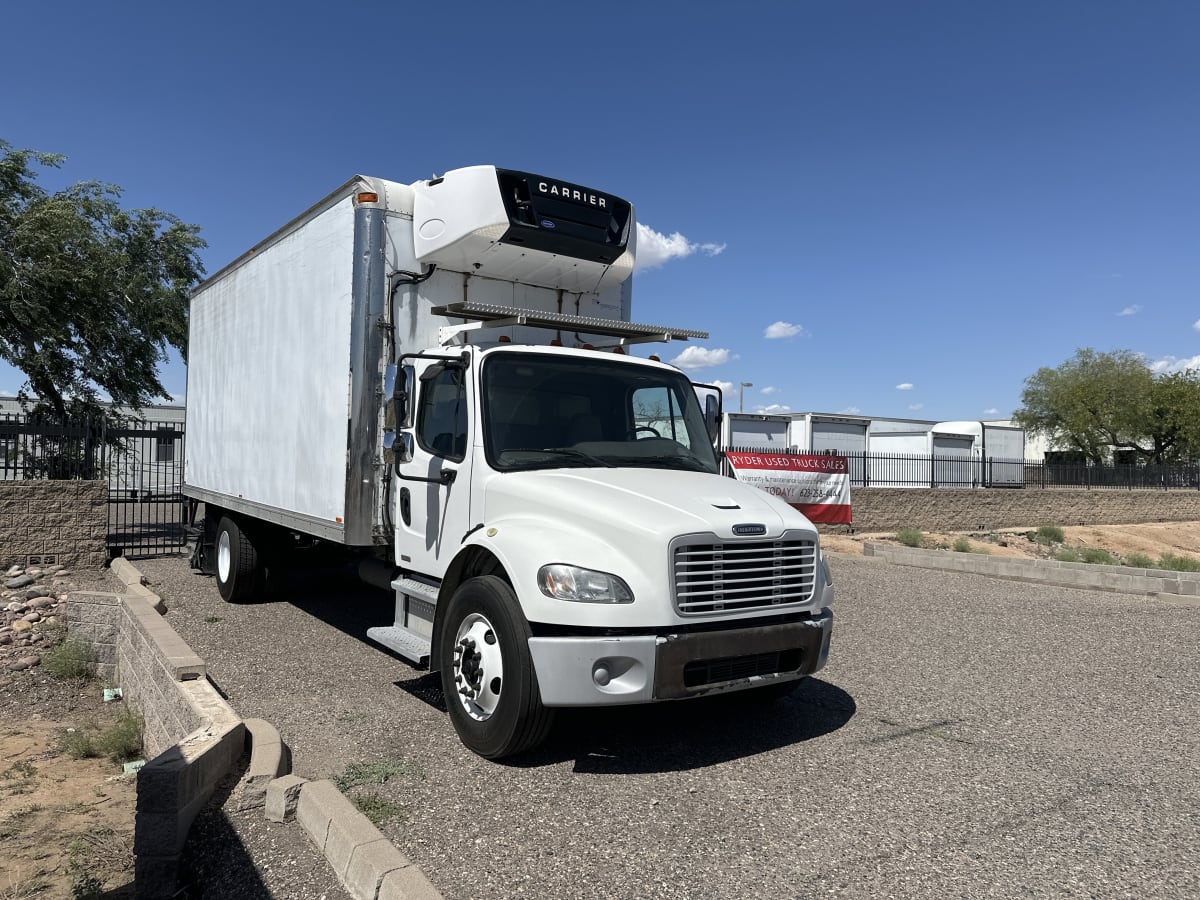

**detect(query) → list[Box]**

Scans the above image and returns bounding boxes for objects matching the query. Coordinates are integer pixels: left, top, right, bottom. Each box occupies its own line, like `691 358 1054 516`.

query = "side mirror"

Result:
704 394 721 444
388 432 417 465
393 432 414 464
389 366 413 430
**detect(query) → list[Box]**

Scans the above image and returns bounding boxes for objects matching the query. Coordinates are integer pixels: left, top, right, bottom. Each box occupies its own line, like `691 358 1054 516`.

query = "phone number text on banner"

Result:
725 452 852 524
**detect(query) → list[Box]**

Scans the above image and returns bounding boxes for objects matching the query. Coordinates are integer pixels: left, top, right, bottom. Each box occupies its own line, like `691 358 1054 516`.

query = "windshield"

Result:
482 351 720 474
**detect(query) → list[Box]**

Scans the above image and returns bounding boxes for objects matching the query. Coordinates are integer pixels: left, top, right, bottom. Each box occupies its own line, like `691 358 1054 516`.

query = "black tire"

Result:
214 516 261 603
438 575 554 759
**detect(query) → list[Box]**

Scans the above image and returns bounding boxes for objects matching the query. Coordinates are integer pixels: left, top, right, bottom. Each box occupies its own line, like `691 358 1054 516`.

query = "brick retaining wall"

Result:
0 480 107 570
842 487 1200 532
66 590 245 898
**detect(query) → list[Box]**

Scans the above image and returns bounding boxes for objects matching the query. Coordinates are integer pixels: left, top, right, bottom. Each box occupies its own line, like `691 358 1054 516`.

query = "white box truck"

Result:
184 166 833 758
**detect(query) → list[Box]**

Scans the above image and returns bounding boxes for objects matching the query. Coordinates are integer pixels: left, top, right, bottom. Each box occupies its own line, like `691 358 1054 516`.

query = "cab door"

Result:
394 356 475 578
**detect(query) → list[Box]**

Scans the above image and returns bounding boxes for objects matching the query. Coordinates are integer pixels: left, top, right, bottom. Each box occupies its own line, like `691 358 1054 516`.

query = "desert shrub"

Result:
70 870 104 900
952 537 971 553
1035 525 1065 545
1158 552 1200 572
96 711 143 763
61 711 143 763
1054 547 1081 562
350 793 405 826
62 728 97 760
334 759 422 791
895 528 923 548
43 638 97 681
1123 553 1155 570
1080 548 1115 565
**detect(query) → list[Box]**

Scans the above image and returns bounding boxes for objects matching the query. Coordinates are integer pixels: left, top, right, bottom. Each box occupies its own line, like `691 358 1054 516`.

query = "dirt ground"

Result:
0 675 137 899
821 520 1200 564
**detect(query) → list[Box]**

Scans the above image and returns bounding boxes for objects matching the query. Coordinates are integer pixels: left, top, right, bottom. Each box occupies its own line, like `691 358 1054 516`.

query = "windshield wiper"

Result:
634 456 714 472
540 447 616 468
501 447 616 469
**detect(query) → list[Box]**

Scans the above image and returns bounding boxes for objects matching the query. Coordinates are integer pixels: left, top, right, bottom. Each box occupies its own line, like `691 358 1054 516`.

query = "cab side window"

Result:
417 368 467 461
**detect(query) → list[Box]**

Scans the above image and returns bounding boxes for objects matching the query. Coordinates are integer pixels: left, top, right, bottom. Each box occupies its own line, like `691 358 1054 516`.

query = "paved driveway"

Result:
138 554 1200 899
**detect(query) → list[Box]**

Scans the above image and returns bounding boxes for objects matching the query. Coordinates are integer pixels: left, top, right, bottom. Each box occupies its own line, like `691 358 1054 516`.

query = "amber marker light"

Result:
356 192 379 204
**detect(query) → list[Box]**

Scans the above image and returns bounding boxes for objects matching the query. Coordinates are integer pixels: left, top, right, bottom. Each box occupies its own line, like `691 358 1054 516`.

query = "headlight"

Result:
538 564 634 604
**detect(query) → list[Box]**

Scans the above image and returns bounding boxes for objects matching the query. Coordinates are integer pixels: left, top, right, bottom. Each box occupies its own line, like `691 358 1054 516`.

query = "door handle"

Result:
397 467 456 486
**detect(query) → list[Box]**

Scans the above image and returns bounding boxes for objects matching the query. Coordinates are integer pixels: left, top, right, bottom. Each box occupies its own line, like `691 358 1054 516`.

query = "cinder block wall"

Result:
0 480 107 570
845 487 1200 532
66 592 207 757
66 591 244 899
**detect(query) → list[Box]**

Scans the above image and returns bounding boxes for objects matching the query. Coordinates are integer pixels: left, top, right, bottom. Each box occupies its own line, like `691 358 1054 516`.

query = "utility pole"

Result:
739 381 753 413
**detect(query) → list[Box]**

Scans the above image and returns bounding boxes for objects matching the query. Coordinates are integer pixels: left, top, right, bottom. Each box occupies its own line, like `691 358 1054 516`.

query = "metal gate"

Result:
105 421 191 559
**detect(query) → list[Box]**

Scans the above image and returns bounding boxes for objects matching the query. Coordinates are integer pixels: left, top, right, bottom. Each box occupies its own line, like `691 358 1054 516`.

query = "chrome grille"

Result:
672 534 818 615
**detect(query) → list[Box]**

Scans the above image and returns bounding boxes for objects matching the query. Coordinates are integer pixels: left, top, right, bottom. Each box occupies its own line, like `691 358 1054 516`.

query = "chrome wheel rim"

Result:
452 613 503 721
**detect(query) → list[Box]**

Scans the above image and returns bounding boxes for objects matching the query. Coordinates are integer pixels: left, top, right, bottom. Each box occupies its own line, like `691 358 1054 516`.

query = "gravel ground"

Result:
136 553 1200 900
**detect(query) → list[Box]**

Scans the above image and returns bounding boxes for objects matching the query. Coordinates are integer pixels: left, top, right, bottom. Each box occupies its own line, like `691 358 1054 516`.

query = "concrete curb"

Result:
110 556 167 613
294 779 442 900
862 543 1200 603
115 562 445 900
239 717 290 811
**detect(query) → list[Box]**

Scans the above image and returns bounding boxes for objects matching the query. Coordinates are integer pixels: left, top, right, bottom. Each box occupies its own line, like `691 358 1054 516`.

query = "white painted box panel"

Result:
185 196 356 528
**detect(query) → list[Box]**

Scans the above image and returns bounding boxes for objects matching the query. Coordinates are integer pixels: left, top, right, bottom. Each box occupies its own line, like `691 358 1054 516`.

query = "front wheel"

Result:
438 576 554 759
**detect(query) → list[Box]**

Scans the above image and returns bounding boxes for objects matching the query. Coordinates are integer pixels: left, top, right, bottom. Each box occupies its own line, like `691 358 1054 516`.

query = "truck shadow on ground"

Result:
282 569 856 773
388 672 856 774
526 678 855 773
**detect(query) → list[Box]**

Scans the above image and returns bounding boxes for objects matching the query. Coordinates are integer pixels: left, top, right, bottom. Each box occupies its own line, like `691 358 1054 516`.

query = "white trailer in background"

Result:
935 421 1026 487
787 413 869 455
184 166 834 759
865 425 975 487
865 421 1026 488
721 412 791 450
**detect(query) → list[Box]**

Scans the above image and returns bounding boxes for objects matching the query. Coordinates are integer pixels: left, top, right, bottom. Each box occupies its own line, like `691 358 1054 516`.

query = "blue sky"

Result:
3 1 1198 422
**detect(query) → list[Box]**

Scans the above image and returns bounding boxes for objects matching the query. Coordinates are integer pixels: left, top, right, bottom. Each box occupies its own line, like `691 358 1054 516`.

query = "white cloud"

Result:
908 403 925 411
710 379 734 395
763 321 805 340
1118 305 1141 316
635 223 726 271
761 386 779 395
755 403 792 414
1147 354 1200 375
1193 319 1200 333
670 346 735 370
839 406 861 415
895 383 914 391
983 407 1000 415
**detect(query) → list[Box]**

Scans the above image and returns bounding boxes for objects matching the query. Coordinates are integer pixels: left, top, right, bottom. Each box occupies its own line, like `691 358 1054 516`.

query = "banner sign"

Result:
725 452 852 524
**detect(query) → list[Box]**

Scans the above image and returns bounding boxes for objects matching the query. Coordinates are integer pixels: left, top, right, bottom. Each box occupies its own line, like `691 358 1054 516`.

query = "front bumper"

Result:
527 609 833 707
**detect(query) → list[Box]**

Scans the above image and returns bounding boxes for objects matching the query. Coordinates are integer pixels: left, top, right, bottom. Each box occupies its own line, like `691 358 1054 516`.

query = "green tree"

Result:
0 140 205 421
1014 348 1200 464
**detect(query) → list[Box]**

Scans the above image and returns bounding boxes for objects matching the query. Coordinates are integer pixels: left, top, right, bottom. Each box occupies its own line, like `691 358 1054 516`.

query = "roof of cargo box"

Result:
193 175 405 291
194 166 635 296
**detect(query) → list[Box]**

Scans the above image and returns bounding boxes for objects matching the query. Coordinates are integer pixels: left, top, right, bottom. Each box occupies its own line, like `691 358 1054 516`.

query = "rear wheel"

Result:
215 516 261 603
439 575 554 759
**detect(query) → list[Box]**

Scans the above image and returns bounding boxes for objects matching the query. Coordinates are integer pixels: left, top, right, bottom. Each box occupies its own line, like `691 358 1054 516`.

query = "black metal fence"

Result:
726 446 1200 491
1 412 190 557
0 417 107 479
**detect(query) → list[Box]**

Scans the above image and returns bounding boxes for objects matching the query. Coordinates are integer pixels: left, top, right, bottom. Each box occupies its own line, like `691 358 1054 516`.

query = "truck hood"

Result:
483 467 816 542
